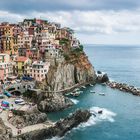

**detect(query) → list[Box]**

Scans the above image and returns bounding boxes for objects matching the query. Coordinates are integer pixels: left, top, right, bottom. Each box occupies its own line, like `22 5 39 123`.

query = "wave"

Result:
79 106 116 128
47 107 116 140
70 98 79 104
46 136 62 140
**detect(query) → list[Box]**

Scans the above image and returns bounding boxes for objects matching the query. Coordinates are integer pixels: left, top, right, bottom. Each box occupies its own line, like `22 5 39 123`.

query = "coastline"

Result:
0 80 95 140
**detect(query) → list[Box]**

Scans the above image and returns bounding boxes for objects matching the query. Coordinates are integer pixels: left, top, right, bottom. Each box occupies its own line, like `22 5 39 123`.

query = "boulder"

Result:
38 93 73 112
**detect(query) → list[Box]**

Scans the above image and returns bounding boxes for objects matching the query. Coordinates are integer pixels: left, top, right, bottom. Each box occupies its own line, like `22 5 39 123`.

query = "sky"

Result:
0 0 140 45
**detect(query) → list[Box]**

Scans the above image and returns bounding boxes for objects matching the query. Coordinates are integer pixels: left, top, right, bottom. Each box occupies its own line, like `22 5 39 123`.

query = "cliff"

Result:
45 52 96 91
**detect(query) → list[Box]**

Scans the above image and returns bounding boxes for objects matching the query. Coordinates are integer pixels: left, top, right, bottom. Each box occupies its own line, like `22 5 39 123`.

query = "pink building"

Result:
0 62 13 81
29 61 50 82
0 68 4 81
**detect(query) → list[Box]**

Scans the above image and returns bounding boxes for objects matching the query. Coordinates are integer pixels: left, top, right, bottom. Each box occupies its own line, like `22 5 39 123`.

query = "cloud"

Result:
1 9 140 36
32 10 140 35
0 0 140 14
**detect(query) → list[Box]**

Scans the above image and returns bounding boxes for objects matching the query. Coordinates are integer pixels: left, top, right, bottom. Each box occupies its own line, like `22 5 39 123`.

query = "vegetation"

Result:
63 53 70 61
59 38 69 46
71 44 84 53
79 44 84 51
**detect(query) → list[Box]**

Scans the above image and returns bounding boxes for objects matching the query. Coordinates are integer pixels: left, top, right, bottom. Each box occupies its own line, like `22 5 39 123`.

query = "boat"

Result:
99 93 105 96
90 90 95 93
70 92 80 97
65 92 71 96
15 98 24 104
1 101 10 108
74 88 80 91
82 86 86 89
4 91 12 97
0 94 4 99
18 101 26 105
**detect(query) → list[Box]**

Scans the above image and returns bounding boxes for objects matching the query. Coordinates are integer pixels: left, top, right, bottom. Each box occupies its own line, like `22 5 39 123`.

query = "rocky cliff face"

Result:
45 53 96 91
38 93 73 112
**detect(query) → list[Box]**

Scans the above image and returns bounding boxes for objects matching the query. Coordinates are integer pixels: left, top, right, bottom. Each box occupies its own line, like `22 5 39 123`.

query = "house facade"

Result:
29 61 50 82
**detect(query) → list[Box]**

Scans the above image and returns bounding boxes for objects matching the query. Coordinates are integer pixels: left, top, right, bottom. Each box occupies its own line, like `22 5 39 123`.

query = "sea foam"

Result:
70 98 79 104
46 136 62 140
79 106 116 128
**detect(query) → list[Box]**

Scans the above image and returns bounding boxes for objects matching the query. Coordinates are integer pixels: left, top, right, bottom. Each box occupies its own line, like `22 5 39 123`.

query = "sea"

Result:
47 44 140 140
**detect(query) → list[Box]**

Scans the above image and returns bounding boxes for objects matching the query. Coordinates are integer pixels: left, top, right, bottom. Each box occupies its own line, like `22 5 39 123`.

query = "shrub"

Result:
63 53 70 61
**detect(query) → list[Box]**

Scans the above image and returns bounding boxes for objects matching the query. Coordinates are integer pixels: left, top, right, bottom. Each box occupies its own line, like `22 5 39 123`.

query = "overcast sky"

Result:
0 0 140 45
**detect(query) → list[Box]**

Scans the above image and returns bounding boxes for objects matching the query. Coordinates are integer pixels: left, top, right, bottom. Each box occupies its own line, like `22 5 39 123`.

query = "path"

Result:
21 122 54 134
0 110 54 137
0 111 18 136
46 81 93 94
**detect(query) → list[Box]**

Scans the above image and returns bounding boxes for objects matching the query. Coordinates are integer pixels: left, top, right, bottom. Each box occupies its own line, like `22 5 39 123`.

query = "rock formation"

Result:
18 109 91 140
38 93 73 112
96 71 109 83
45 52 96 91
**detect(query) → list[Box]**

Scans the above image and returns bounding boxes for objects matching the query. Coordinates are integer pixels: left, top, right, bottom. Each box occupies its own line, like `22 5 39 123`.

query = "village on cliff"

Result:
0 18 83 82
0 18 94 139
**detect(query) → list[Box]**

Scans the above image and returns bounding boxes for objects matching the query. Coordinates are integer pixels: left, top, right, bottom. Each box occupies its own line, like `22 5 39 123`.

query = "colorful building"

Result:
15 56 31 75
0 62 14 81
0 23 18 54
29 61 50 82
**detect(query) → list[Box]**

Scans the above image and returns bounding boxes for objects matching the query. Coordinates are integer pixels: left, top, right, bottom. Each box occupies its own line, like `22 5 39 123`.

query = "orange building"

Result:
0 23 18 55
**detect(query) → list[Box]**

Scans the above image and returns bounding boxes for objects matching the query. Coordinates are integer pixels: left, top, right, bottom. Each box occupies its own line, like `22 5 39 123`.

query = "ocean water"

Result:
47 45 140 140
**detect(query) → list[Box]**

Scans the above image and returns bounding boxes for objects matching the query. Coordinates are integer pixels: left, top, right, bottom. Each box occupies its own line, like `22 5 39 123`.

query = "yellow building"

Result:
15 56 31 75
0 24 18 55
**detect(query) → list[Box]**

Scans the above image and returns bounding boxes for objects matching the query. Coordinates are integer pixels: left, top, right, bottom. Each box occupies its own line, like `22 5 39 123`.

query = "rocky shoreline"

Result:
106 81 140 96
16 109 91 140
96 71 140 96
